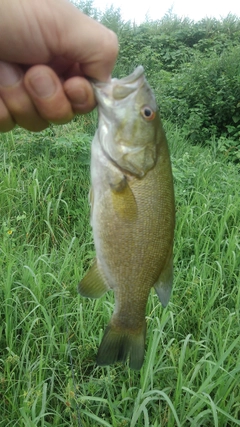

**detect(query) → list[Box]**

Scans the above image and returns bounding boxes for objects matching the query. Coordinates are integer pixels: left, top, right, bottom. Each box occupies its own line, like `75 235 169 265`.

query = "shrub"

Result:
156 46 240 149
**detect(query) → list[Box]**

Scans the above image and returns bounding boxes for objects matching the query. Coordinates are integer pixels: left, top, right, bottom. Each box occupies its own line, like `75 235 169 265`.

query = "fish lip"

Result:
92 66 145 103
113 65 145 85
93 66 144 88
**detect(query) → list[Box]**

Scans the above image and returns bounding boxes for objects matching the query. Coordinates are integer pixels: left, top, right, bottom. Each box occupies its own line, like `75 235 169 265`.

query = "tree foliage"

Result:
73 1 240 163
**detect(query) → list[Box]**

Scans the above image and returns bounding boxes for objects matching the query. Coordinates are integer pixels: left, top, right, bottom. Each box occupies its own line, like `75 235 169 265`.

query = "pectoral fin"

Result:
78 259 109 298
154 254 173 307
110 176 137 221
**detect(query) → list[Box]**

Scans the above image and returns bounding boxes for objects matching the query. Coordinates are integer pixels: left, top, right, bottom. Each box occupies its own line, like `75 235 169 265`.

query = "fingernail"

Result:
28 72 57 98
0 61 22 87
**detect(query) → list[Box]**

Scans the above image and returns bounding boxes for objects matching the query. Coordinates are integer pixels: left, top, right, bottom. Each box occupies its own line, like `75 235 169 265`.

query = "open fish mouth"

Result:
92 66 145 104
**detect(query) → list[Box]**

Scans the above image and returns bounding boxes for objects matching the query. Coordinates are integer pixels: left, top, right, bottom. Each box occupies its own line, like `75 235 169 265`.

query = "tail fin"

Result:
96 320 146 370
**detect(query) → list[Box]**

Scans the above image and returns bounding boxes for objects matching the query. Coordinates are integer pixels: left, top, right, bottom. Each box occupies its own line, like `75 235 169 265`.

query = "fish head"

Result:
93 66 162 178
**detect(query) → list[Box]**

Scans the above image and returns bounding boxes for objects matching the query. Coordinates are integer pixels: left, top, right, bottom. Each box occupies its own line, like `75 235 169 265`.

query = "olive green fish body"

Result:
78 66 175 369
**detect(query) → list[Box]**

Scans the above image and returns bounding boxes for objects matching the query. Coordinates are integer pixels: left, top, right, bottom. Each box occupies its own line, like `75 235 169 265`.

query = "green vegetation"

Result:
1 3 240 426
1 120 239 426
80 1 240 164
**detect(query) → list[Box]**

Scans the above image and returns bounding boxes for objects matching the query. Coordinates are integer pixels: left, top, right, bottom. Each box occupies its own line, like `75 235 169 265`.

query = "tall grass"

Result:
0 119 239 426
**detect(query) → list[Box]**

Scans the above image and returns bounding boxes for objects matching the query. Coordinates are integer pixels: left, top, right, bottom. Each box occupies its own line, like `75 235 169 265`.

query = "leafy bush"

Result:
73 1 240 162
156 46 240 152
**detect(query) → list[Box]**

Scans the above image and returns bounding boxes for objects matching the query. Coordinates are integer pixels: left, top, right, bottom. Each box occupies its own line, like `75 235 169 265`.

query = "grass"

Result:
0 117 239 426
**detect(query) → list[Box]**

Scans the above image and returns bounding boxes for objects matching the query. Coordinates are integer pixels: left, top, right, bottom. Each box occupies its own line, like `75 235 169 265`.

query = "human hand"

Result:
0 0 118 132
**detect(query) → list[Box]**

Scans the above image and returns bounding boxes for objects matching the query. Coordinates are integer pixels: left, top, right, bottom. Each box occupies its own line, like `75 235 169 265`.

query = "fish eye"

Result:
141 106 156 121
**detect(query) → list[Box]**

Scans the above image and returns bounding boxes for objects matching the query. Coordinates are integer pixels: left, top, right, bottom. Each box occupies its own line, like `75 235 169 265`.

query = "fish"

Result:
78 66 175 370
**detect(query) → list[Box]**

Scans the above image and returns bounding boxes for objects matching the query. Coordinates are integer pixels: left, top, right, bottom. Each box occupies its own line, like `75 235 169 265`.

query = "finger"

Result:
47 57 82 78
0 96 15 132
63 76 96 114
0 0 118 82
50 2 119 81
0 61 49 131
24 65 75 124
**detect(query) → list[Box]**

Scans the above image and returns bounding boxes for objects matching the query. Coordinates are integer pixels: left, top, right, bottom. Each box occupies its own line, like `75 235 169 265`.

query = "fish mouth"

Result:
115 66 144 86
92 66 145 104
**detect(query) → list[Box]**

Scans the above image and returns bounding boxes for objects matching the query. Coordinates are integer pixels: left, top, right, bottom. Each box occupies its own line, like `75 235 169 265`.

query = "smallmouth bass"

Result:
78 66 175 370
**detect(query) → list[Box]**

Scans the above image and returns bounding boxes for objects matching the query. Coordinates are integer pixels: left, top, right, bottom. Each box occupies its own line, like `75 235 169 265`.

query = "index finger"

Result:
48 1 119 82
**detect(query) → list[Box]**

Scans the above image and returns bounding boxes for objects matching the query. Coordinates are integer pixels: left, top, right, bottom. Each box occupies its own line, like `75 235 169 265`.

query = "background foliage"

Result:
76 1 240 163
0 2 240 426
